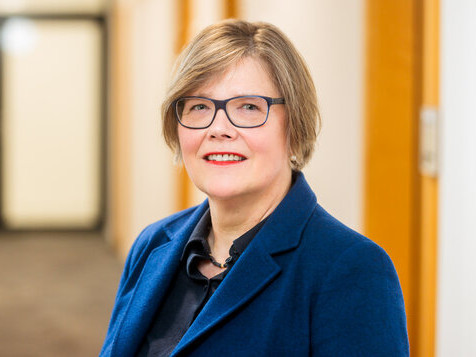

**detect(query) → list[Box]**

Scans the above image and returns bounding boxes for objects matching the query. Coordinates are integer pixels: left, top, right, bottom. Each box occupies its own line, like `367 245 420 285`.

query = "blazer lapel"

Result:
172 240 281 356
172 172 317 355
111 202 209 356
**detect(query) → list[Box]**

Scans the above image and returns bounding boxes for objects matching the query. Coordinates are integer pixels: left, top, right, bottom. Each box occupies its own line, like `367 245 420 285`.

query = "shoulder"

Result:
298 202 405 320
124 205 202 273
300 203 396 277
136 205 198 245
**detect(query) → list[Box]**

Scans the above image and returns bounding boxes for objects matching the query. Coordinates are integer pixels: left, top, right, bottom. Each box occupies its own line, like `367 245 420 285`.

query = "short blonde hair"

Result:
162 19 320 170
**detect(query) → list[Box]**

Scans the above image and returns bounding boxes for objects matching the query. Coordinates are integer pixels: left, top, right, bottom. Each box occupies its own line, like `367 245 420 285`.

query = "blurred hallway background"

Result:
0 0 475 356
0 234 121 356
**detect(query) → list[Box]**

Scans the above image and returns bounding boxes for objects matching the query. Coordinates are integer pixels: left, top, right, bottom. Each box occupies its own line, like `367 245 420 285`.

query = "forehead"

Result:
189 56 280 98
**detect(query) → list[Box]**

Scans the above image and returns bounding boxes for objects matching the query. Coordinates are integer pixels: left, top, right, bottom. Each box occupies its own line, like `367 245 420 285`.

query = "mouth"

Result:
204 152 247 164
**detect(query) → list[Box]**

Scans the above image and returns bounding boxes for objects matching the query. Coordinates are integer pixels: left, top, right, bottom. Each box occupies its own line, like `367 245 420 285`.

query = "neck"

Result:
207 172 292 262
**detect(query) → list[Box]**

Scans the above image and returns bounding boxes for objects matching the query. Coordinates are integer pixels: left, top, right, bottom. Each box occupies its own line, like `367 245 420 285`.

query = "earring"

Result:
290 155 297 162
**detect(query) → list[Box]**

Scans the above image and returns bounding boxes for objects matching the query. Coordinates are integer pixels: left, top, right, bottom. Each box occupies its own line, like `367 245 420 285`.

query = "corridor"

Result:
0 234 122 356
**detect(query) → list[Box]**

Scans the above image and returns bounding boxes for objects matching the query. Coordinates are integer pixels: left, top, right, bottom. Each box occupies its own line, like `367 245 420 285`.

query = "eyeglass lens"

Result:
176 96 269 128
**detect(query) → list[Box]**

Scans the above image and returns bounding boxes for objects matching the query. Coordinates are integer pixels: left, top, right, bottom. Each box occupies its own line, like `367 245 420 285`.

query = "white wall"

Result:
437 1 476 356
127 0 176 245
241 0 364 231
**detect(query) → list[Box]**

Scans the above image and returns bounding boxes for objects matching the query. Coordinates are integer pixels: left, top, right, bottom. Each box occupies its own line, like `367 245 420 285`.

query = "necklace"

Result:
209 254 233 269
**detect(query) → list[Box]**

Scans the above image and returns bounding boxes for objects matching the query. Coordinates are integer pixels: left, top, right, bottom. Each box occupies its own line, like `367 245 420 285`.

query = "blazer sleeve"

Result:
311 240 409 356
99 224 156 356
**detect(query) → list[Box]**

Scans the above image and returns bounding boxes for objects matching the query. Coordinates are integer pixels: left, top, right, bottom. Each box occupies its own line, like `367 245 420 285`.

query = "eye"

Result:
242 103 258 111
191 103 208 111
182 99 212 114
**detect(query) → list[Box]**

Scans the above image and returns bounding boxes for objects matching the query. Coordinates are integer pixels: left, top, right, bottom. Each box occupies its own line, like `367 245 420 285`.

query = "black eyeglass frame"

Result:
173 95 285 129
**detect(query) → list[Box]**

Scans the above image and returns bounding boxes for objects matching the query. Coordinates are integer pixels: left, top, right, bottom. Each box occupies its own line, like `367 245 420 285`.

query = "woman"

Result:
101 20 409 356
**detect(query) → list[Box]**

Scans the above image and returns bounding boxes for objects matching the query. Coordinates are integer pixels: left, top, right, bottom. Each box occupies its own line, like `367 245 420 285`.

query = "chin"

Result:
198 181 255 201
201 187 245 201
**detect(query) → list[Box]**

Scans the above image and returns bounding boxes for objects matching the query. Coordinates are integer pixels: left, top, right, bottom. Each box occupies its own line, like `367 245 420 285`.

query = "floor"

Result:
0 233 123 357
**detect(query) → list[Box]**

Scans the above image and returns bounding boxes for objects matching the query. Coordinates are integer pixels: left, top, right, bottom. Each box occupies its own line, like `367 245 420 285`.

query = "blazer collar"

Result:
168 171 316 254
172 172 317 355
259 171 317 254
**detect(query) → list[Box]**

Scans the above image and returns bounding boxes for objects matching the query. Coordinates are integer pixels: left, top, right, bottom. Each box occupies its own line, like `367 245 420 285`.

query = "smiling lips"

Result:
204 152 246 165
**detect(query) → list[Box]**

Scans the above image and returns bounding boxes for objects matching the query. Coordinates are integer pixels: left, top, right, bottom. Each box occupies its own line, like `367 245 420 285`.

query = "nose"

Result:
208 107 238 139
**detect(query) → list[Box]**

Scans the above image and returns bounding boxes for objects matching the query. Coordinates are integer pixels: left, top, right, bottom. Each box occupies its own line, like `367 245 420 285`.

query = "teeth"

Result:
207 154 244 162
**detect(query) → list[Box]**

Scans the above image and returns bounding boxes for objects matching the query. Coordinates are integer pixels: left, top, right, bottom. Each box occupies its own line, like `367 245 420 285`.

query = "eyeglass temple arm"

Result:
271 98 285 104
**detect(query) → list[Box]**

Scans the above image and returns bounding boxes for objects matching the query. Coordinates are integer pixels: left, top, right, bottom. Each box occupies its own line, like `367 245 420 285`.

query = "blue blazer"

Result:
100 173 409 356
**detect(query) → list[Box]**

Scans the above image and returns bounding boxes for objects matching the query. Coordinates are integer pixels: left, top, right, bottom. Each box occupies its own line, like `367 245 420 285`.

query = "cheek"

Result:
248 126 288 162
269 119 289 156
178 127 201 160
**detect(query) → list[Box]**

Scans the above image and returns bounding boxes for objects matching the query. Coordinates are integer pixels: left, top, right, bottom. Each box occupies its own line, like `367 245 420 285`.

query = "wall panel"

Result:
437 0 476 355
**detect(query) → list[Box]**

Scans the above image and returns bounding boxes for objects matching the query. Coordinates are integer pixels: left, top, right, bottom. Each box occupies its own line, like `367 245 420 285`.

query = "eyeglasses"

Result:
173 95 285 129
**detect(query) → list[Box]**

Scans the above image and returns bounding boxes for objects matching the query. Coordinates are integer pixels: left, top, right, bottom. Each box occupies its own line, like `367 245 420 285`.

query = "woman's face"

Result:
178 56 291 203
